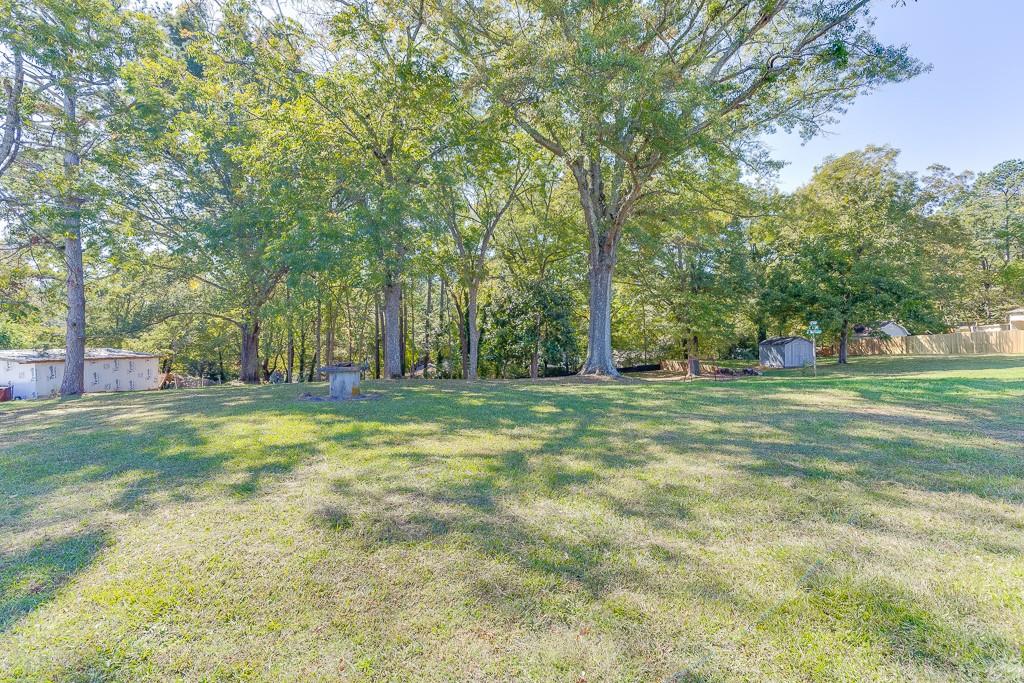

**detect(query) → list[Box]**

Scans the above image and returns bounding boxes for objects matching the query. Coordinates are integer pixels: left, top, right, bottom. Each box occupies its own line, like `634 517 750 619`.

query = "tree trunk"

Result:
59 88 84 398
466 282 480 380
374 293 381 379
309 297 321 382
60 231 86 396
454 293 469 379
325 297 335 367
579 255 617 375
423 276 433 377
838 320 849 364
382 279 402 378
438 278 447 377
239 319 261 383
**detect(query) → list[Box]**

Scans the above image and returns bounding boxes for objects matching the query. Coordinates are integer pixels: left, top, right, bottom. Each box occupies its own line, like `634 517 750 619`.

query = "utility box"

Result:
321 365 362 399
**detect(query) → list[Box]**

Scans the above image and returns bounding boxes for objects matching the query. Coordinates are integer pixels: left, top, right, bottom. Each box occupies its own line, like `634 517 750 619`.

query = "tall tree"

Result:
119 1 309 383
299 0 459 378
431 120 530 379
761 147 941 363
447 0 924 374
0 0 155 395
960 160 1024 319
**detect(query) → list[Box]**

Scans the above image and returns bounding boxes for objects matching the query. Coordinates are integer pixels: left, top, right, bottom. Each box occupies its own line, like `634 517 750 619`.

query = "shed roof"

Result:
760 336 810 346
0 348 160 364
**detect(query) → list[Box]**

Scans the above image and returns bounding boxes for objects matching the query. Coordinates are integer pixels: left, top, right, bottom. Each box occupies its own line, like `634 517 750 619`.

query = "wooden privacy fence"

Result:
849 330 1024 356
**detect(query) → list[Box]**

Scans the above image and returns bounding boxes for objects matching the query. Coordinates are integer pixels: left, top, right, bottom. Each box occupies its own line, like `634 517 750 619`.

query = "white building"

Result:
1008 307 1024 330
0 348 162 400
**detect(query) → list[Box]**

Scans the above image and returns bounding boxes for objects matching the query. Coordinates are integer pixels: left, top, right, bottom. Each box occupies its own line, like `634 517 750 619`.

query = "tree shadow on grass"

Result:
0 529 107 633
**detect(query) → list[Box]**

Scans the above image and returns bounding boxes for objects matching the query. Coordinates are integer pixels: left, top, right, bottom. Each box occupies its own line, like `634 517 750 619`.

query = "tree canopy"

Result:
0 0 1016 385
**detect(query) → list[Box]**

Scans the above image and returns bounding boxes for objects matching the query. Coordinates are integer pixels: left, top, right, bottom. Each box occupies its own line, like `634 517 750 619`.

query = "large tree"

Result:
431 118 530 379
120 0 307 382
961 160 1024 319
0 0 155 395
446 0 924 374
299 0 460 378
761 147 942 363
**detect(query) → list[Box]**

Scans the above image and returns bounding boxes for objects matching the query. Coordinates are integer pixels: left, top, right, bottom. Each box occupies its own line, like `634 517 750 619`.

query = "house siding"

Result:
1 356 161 399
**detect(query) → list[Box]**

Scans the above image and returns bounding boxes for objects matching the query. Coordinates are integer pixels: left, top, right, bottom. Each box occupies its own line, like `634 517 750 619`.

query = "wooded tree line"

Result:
1 0 1021 393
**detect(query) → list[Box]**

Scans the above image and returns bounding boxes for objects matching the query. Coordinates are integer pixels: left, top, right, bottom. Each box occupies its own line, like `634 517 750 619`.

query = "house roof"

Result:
1008 307 1024 315
760 336 810 346
0 348 160 364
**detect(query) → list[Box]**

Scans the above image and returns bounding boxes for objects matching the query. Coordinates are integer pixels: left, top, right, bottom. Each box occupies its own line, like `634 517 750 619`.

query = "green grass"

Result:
1 355 1022 682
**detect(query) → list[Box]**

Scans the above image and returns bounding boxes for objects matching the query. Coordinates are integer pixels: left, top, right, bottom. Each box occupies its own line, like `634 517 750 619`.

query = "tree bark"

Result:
59 89 85 397
239 318 261 383
423 276 433 377
309 297 321 382
579 255 617 375
382 279 402 378
465 282 481 380
374 293 381 379
453 292 469 379
838 320 849 364
325 297 335 367
60 231 86 396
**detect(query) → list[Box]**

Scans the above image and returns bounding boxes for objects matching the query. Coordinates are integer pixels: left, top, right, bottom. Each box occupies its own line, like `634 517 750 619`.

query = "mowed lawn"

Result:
1 357 1022 682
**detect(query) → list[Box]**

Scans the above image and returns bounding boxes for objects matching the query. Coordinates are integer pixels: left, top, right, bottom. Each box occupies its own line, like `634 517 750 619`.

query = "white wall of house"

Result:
0 360 38 399
1 356 161 399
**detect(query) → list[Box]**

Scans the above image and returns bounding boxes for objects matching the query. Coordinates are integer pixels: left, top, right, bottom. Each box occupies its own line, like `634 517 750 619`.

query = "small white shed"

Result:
0 348 162 400
759 336 815 369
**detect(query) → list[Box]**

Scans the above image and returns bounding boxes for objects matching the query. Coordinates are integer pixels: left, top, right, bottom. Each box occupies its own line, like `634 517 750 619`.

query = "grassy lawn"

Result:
1 355 1022 682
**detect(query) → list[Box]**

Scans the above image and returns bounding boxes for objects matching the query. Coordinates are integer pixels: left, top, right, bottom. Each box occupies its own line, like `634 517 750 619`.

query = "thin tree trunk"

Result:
403 280 411 376
466 281 480 380
382 280 402 378
453 292 469 379
530 309 542 380
400 283 408 377
424 275 433 377
309 297 321 382
59 89 85 397
373 293 381 379
325 297 335 367
438 278 447 377
298 321 307 381
838 320 849 364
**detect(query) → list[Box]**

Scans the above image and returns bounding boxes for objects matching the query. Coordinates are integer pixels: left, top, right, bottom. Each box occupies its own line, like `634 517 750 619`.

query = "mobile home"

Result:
0 348 162 400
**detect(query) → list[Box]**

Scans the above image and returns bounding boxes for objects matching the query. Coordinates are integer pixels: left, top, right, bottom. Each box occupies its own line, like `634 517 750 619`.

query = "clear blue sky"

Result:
764 0 1024 191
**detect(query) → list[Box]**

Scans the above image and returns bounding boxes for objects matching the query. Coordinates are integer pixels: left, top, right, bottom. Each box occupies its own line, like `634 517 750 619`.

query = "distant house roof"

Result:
0 348 160 364
760 336 810 346
1009 307 1024 315
855 321 908 336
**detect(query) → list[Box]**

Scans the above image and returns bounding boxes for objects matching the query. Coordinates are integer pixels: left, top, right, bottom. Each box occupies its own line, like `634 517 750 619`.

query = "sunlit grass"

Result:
1 355 1022 681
